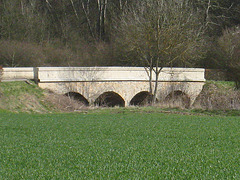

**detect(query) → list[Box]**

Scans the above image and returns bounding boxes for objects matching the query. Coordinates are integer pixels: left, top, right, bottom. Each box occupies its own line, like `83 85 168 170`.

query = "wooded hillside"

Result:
0 0 239 69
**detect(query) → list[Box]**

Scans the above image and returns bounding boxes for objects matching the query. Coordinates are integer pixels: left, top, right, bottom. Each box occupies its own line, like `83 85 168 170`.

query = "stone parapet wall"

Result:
37 67 205 82
0 66 205 83
1 67 34 82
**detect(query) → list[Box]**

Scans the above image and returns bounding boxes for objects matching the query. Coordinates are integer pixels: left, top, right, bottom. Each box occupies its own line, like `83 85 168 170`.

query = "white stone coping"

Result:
37 66 204 72
2 67 34 81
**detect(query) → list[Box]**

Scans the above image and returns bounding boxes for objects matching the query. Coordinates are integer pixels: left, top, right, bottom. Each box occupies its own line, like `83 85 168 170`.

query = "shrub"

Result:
218 26 240 88
0 40 116 67
0 40 45 67
0 65 2 82
193 81 240 110
43 45 77 66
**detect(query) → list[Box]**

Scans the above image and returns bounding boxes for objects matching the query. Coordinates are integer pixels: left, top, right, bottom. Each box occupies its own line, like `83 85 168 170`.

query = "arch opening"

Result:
165 91 190 108
65 92 89 106
130 91 154 106
94 91 125 107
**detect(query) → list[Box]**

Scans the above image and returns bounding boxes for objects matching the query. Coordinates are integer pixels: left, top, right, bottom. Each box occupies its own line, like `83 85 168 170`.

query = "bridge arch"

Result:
65 92 89 106
130 91 154 106
165 90 190 108
94 91 125 107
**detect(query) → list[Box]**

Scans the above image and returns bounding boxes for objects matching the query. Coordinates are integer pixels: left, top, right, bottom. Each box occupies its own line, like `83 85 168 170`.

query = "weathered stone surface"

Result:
36 67 205 106
38 81 204 106
1 67 34 81
37 67 205 82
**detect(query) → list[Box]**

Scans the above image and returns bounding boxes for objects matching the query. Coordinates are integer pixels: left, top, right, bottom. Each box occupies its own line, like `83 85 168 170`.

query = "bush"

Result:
0 65 2 82
0 40 45 67
0 40 116 67
193 81 240 110
205 69 228 81
218 26 240 88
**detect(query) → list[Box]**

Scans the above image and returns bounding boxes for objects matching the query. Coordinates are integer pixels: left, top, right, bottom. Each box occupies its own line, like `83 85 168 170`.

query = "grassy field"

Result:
1 109 240 179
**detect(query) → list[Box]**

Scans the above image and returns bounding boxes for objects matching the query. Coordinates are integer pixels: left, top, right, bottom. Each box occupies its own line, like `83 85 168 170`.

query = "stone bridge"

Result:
1 67 205 107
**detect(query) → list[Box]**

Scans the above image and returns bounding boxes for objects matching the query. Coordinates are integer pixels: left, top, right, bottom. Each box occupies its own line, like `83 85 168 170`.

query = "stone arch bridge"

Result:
35 67 205 107
1 67 205 107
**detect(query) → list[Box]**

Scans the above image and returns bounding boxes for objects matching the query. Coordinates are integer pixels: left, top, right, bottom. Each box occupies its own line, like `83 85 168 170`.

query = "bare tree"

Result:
189 0 240 36
96 0 108 41
80 0 96 40
115 0 206 103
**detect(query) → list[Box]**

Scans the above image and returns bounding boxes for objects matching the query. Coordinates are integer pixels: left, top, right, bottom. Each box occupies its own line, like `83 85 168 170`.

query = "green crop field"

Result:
1 109 240 179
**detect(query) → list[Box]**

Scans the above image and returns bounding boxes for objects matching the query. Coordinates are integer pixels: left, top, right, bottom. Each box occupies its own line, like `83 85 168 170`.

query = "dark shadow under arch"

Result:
94 91 125 107
130 91 154 106
65 92 89 106
165 91 190 108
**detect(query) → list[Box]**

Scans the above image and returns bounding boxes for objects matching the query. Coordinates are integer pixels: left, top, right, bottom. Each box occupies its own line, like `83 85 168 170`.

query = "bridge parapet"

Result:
1 67 34 82
36 67 205 82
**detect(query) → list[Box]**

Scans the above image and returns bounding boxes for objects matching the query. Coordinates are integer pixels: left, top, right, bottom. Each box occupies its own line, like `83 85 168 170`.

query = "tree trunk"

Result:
153 64 163 104
97 0 107 41
149 66 153 95
81 0 96 40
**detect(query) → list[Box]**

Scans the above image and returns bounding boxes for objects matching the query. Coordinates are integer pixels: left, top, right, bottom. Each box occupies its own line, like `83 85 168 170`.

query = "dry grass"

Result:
149 81 240 111
193 81 240 110
43 91 90 112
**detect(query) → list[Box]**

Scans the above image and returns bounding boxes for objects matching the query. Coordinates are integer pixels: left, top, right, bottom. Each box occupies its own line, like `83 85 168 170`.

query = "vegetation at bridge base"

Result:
0 80 240 114
0 81 89 113
192 81 240 111
1 110 240 179
0 81 54 113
